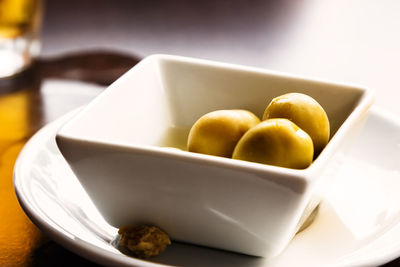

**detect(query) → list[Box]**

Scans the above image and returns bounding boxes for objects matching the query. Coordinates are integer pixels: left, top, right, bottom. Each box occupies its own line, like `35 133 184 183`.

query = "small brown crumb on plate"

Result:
118 225 171 258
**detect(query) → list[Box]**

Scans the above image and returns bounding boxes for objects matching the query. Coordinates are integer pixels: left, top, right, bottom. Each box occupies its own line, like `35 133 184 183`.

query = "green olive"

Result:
232 118 313 169
187 110 260 158
263 93 330 156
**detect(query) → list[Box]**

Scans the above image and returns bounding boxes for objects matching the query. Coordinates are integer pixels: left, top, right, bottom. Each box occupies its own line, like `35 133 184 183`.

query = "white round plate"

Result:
14 107 400 267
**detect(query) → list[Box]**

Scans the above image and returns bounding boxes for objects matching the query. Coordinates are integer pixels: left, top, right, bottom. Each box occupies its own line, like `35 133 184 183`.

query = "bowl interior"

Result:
59 55 366 152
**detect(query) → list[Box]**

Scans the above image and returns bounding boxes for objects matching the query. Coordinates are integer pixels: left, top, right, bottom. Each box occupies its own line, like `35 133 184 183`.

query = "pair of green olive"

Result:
187 93 330 169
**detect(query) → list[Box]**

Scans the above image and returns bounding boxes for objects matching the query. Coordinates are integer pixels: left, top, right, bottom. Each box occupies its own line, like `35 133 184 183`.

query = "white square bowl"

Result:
56 54 374 258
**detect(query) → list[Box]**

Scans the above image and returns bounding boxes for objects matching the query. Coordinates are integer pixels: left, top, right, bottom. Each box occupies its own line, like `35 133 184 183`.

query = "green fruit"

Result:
232 118 313 169
187 110 260 157
263 93 330 156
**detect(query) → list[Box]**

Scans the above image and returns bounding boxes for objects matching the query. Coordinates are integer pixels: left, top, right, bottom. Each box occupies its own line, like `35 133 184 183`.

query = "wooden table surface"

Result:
1 0 400 266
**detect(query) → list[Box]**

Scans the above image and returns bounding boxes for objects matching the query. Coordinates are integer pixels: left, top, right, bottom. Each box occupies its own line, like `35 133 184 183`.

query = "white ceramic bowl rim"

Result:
57 54 374 179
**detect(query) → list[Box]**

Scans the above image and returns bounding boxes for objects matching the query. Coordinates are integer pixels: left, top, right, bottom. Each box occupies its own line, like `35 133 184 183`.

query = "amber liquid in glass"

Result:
0 0 42 77
0 0 40 38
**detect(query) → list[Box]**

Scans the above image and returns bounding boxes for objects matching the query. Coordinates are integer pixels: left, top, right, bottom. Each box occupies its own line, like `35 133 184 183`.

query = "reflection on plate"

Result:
14 107 400 267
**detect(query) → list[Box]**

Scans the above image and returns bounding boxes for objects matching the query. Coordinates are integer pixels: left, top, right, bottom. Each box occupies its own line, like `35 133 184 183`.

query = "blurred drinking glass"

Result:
0 0 42 78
